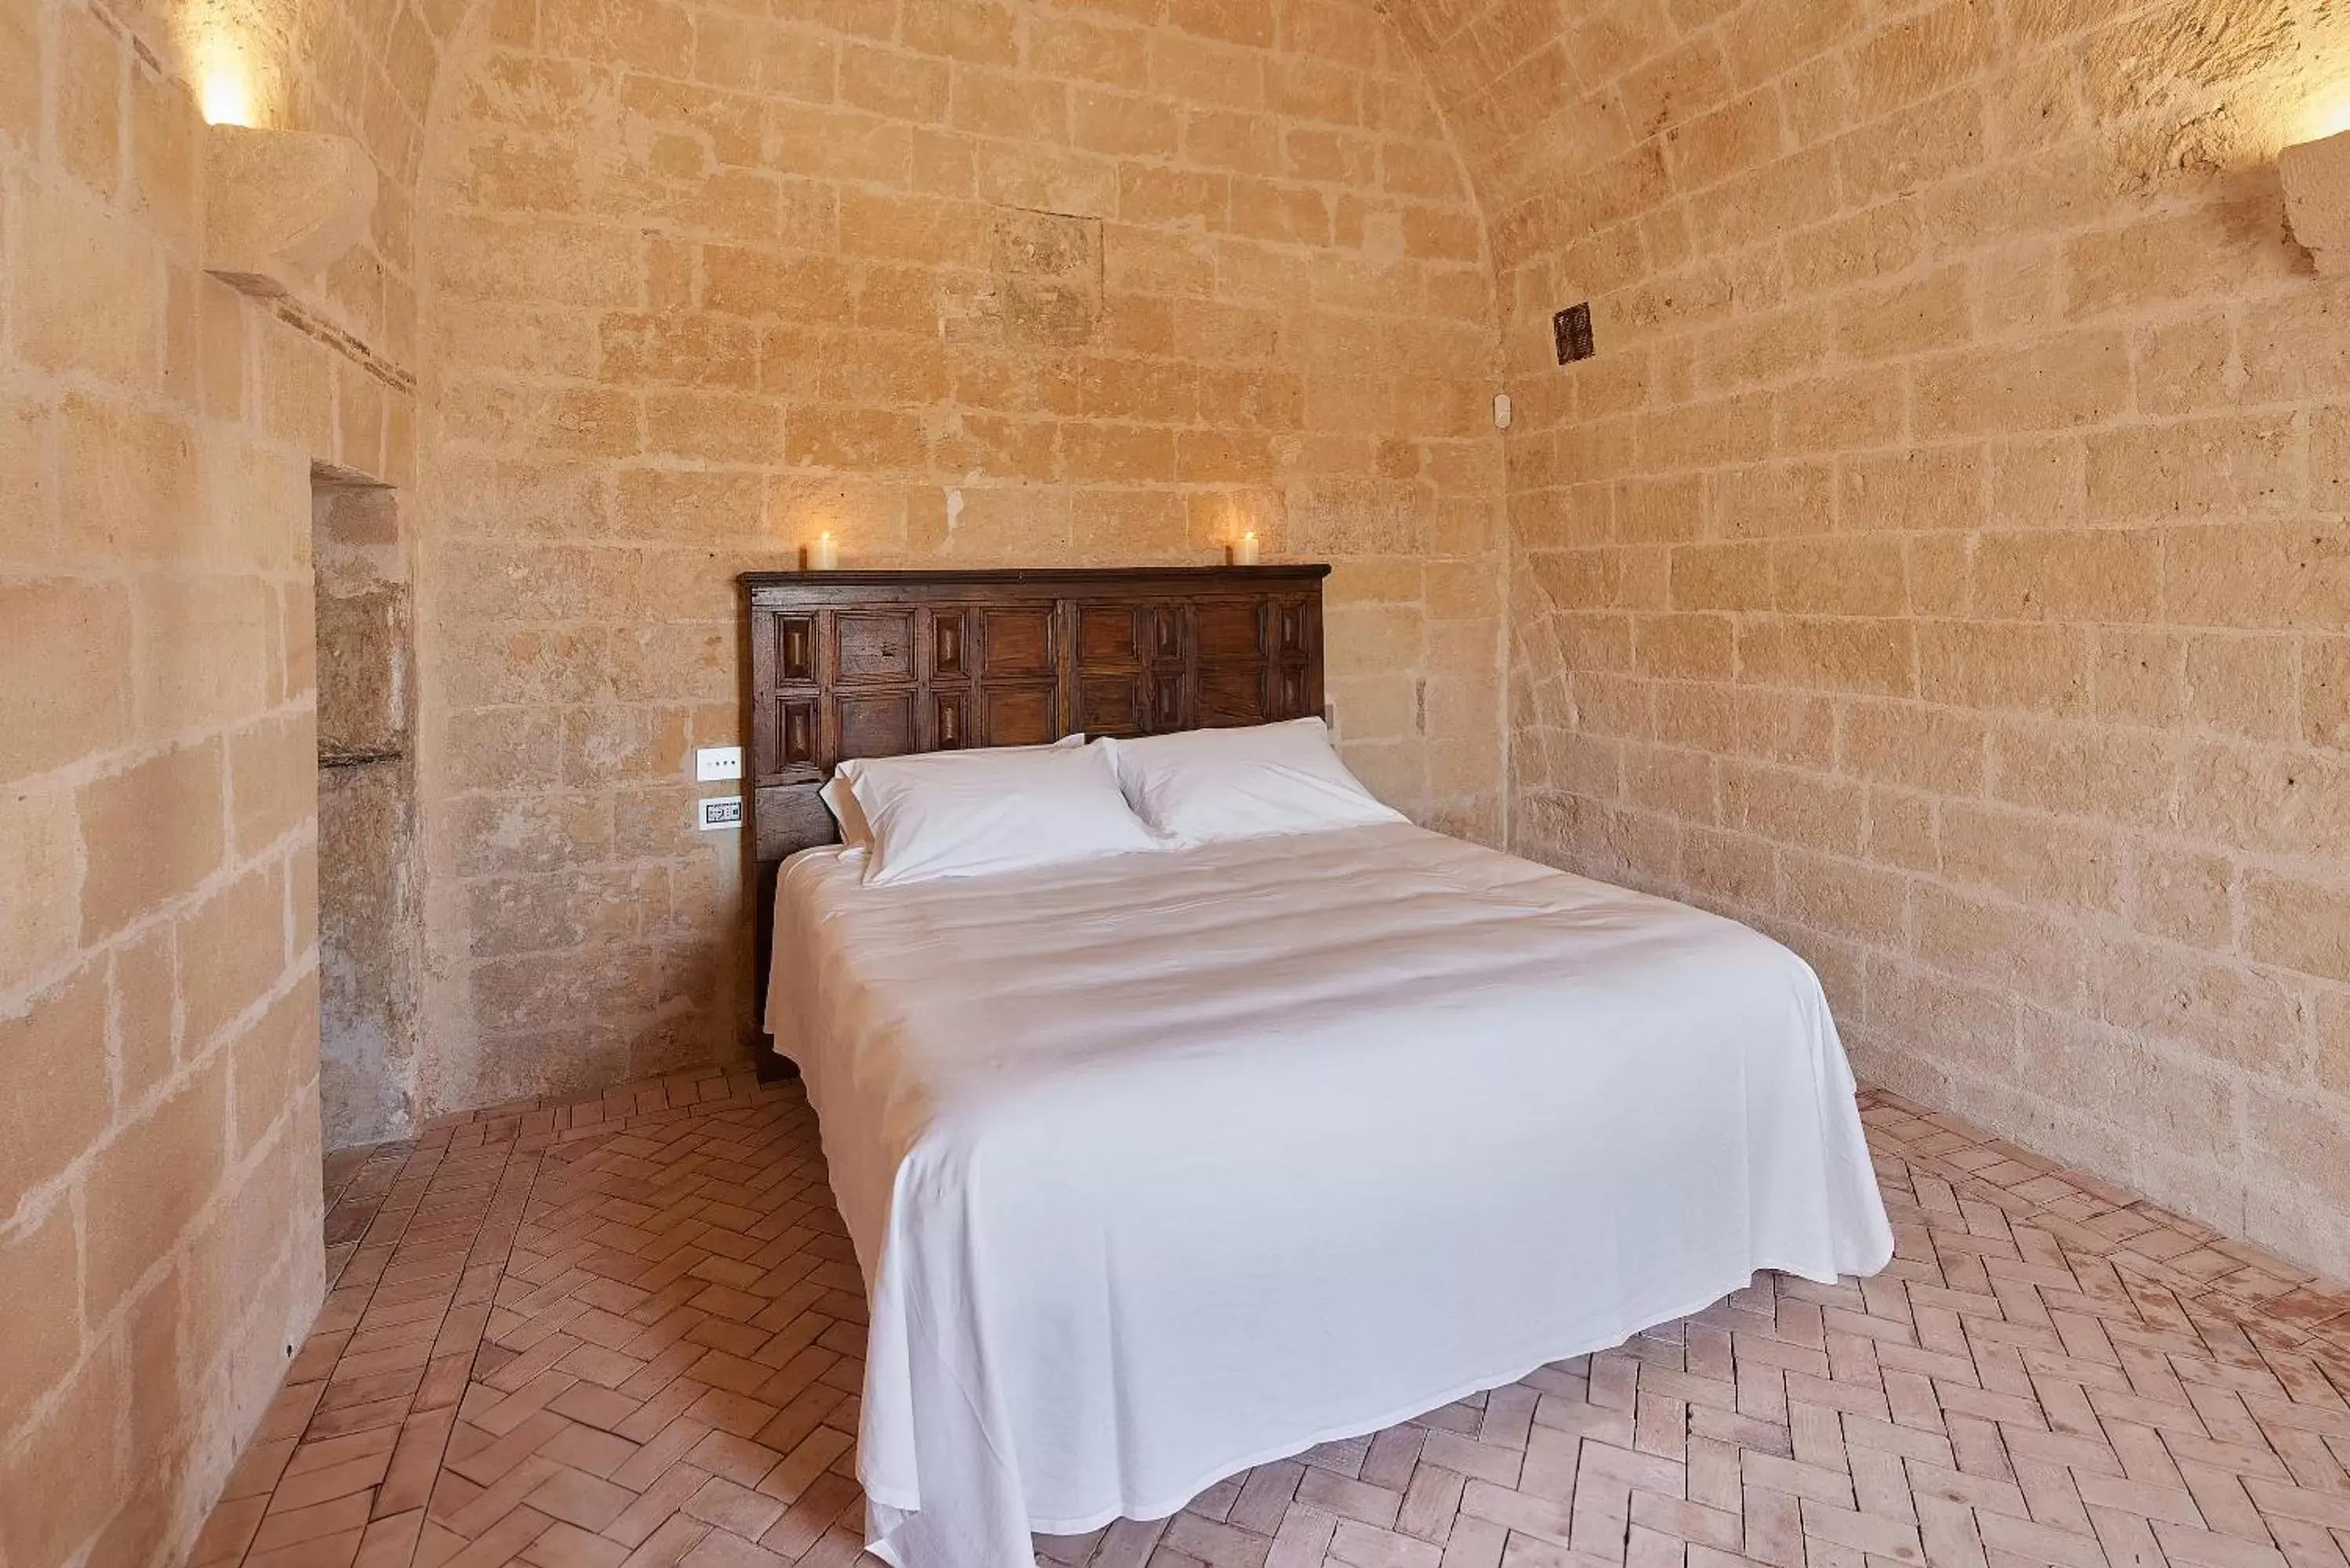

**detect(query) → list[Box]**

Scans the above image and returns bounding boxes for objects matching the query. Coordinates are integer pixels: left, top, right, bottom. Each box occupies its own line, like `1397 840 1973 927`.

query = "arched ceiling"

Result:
135 0 1542 381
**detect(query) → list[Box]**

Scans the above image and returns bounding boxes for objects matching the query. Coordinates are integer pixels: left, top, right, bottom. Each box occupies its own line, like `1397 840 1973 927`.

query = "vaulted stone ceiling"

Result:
1378 0 2350 270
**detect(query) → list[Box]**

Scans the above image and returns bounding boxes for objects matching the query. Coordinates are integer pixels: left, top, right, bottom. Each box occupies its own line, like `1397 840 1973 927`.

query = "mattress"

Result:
765 821 1894 1568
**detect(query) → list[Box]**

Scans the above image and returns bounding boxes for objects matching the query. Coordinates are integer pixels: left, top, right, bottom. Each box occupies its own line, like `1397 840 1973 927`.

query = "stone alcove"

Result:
313 472 420 1145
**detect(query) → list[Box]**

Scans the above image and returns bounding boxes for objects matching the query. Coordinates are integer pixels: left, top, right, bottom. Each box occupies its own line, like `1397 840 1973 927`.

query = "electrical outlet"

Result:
697 796 743 831
695 745 743 782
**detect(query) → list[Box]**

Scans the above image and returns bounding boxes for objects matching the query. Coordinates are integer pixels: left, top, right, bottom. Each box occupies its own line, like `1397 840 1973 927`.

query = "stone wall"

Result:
0 0 422 1559
13 0 2350 1558
409 0 1508 1109
1387 0 2350 1274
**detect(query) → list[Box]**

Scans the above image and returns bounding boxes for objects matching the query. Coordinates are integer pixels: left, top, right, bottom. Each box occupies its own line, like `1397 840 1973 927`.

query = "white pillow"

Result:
1102 718 1404 845
817 775 874 848
837 739 1160 887
819 734 1084 850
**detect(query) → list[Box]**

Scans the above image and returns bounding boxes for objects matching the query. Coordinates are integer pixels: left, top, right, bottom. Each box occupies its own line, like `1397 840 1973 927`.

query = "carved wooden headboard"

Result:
739 564 1331 1052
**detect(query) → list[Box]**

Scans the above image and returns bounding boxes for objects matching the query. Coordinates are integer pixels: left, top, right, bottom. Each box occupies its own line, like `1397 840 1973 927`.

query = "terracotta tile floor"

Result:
187 1066 2350 1568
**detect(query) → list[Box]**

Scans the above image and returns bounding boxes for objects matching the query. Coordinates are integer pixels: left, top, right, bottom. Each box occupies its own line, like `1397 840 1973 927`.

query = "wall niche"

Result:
314 473 420 1146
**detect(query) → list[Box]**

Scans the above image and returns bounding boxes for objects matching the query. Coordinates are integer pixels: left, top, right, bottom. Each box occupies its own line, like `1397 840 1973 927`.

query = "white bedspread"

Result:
766 822 1894 1568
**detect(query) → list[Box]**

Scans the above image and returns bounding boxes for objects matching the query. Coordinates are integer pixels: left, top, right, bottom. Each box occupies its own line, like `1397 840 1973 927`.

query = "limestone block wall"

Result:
111 0 449 391
1387 0 2350 1273
0 0 418 1559
410 0 1509 1110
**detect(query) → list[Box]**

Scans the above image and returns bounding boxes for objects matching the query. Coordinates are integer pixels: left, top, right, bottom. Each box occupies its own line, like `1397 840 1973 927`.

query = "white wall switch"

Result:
695 745 743 782
697 796 743 831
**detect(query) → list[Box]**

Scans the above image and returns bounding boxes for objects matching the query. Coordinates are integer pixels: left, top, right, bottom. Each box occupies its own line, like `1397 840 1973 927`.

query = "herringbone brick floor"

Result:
186 1067 2350 1568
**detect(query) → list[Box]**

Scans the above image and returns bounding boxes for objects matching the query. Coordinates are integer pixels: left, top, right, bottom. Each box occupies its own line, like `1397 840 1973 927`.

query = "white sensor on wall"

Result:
696 745 743 782
1493 393 1512 429
698 797 743 831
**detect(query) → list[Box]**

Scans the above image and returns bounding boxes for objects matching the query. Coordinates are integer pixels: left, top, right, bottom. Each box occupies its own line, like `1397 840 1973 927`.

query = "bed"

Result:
740 566 1894 1568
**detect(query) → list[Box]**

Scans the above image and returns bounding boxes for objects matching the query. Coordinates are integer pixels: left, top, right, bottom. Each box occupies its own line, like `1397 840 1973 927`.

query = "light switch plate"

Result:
695 745 743 782
697 796 743 831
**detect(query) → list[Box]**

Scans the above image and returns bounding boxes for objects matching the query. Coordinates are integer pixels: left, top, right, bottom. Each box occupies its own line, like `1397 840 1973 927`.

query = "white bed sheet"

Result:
766 821 1894 1568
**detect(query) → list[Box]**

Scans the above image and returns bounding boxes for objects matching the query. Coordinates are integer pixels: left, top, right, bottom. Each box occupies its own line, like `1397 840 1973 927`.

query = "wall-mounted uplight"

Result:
2281 125 2350 275
204 123 376 298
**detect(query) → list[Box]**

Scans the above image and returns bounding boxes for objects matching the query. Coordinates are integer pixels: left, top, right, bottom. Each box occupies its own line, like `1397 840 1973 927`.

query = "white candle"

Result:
1236 531 1260 565
810 532 838 570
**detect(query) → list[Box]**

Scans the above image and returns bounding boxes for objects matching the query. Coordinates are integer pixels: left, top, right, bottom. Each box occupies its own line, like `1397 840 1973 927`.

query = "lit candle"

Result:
809 532 838 570
1235 530 1260 566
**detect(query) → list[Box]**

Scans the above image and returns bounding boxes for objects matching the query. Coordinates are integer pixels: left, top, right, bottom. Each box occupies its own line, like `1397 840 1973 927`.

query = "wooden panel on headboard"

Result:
741 564 1330 1058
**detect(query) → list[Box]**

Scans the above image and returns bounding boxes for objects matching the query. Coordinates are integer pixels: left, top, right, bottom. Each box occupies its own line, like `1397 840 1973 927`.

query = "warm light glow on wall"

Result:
2299 82 2350 146
196 34 256 125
